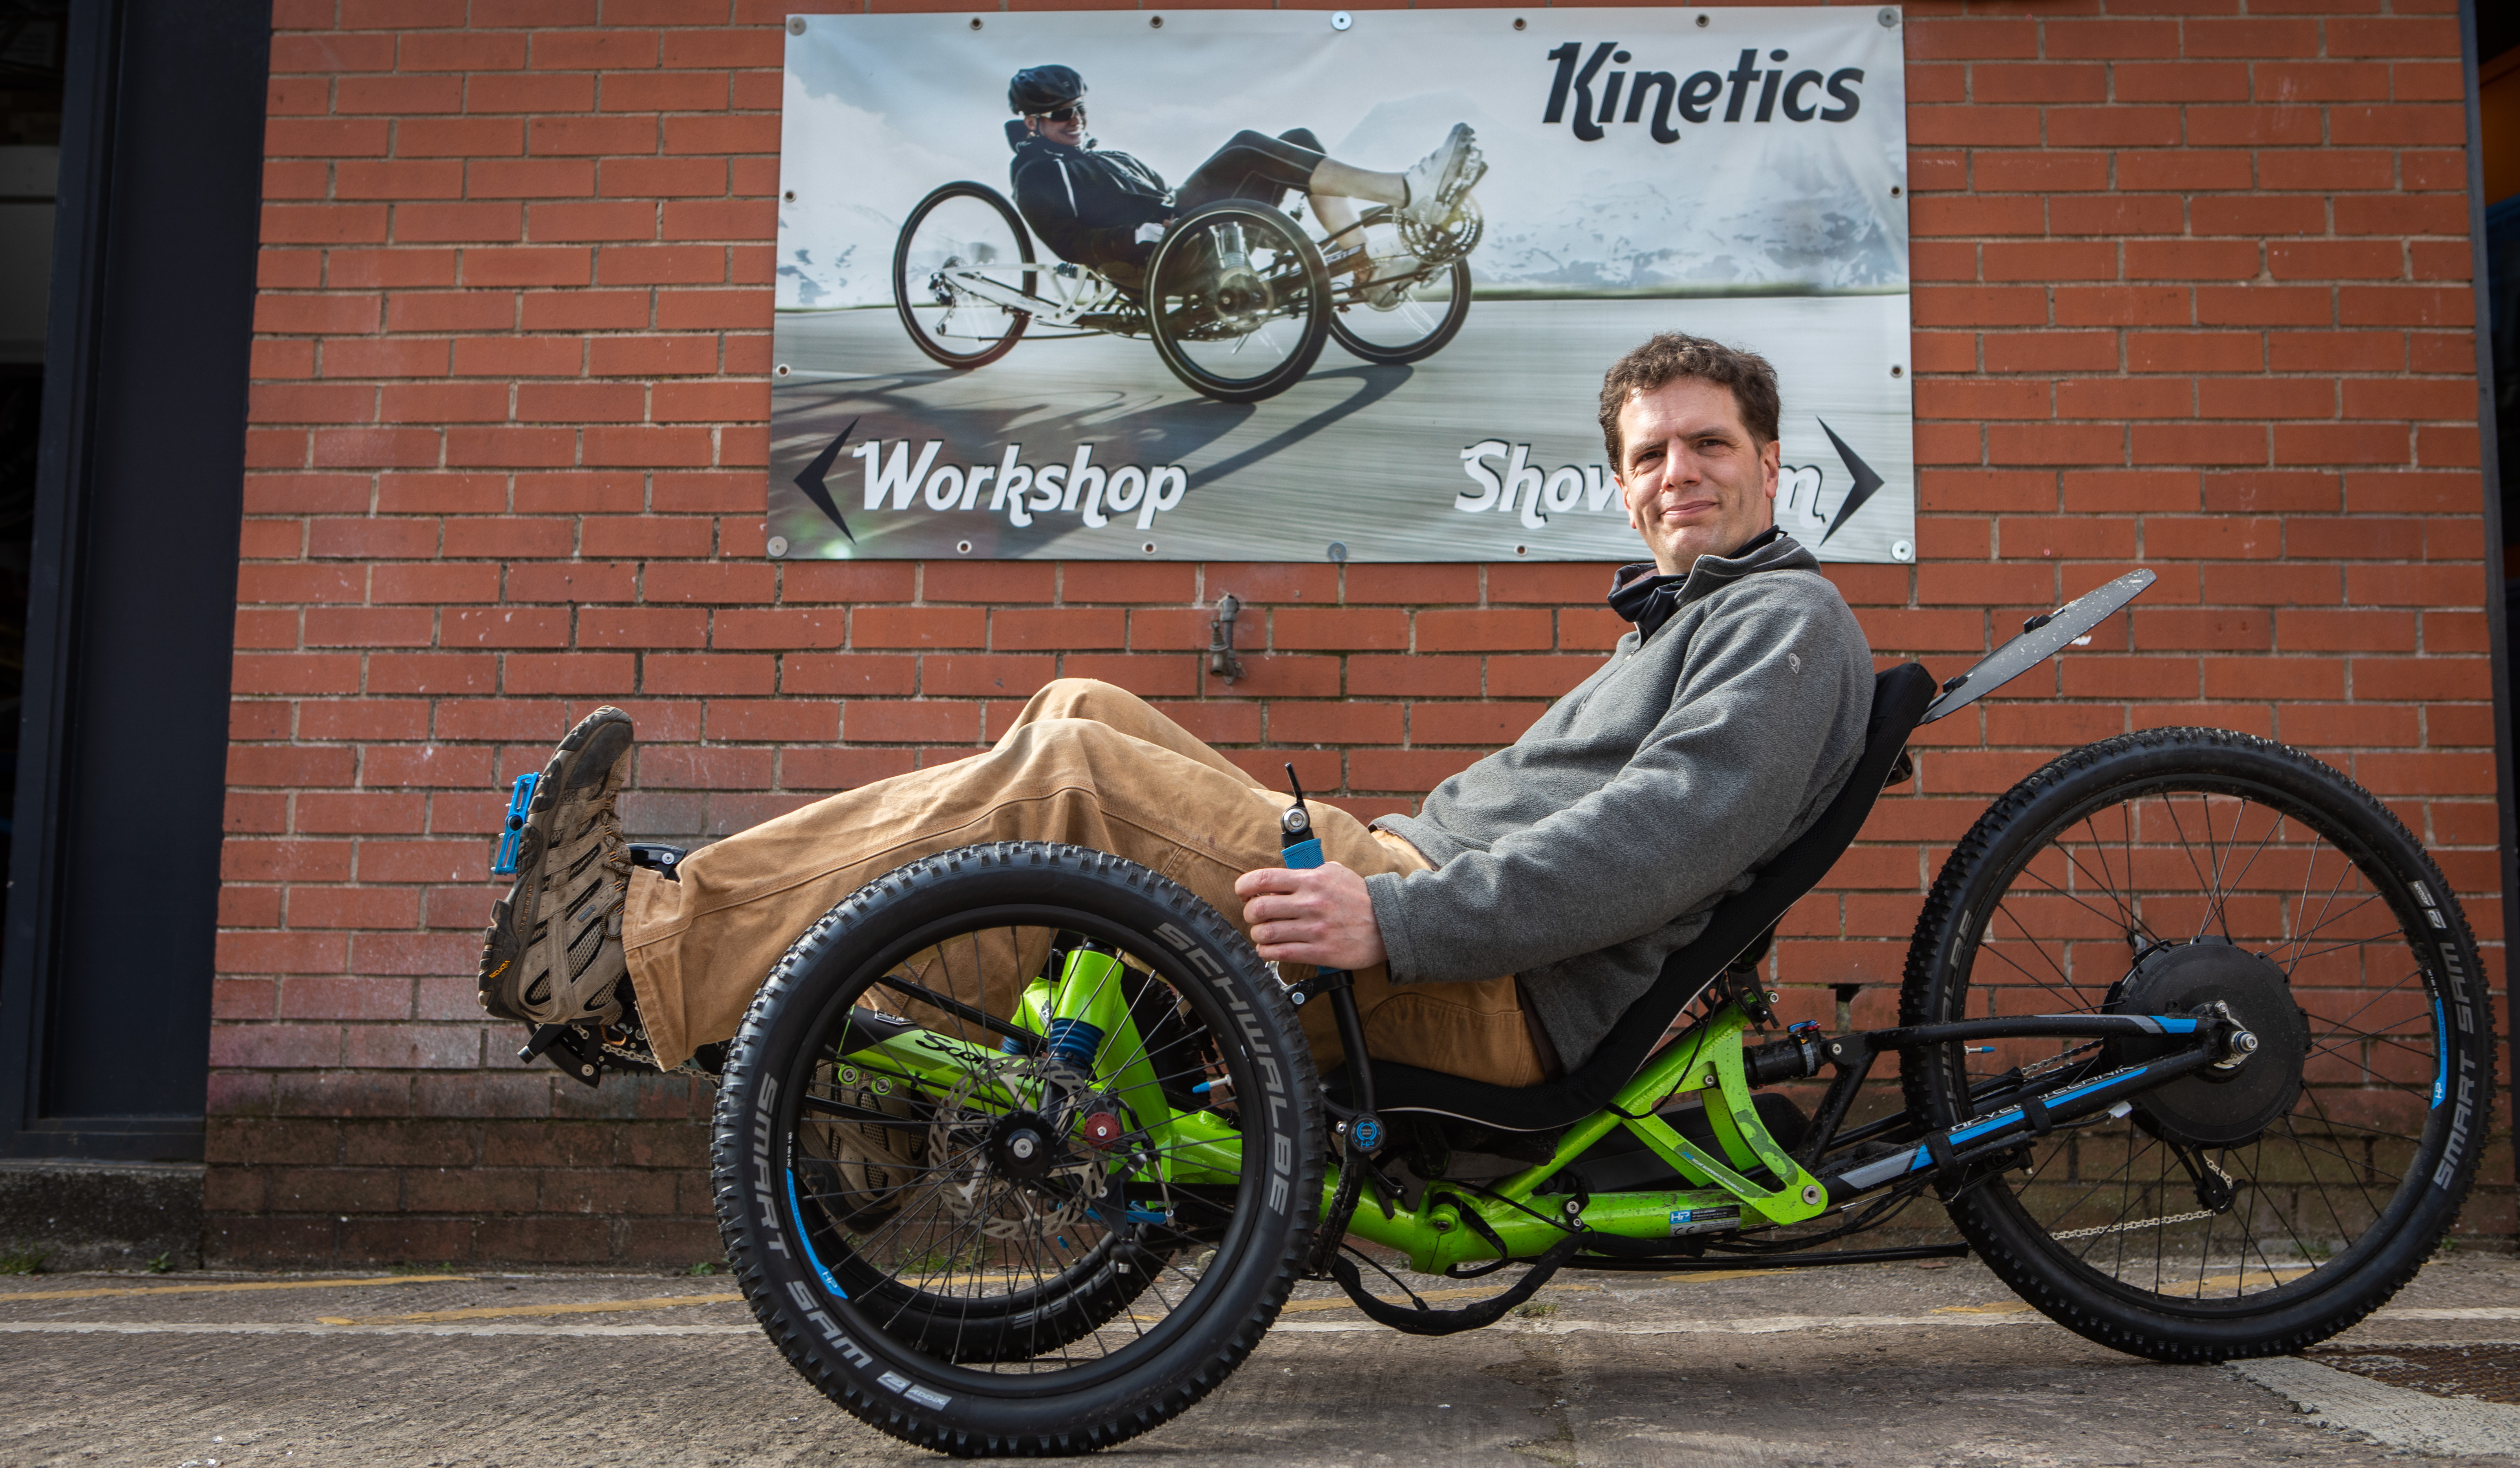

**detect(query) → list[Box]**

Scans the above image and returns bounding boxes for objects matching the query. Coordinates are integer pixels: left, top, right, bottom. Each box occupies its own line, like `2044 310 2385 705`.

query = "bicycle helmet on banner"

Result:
1008 64 1086 116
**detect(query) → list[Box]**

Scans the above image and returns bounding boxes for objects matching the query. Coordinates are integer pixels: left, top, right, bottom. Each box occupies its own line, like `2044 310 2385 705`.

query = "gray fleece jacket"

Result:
1367 532 1873 1071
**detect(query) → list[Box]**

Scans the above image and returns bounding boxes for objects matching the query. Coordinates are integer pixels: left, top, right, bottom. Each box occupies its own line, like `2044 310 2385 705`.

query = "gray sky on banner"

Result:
775 9 1909 310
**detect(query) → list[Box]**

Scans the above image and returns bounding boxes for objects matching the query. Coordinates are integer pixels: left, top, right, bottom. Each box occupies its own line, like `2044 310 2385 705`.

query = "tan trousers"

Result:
623 679 1548 1085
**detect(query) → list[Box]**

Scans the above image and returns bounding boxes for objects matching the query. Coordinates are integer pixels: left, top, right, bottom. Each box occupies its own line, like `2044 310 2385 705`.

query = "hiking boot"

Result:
1401 124 1485 234
478 706 635 1031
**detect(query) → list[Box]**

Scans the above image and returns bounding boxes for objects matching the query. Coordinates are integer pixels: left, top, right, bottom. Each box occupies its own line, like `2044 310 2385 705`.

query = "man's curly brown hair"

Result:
1597 331 1782 469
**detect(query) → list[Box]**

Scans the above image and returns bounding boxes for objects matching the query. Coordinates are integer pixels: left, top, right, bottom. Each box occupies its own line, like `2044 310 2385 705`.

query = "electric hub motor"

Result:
2103 937 2309 1148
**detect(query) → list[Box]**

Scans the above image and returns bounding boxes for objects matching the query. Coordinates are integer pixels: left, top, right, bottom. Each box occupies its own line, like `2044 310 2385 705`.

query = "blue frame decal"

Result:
2431 993 2449 1109
788 1168 850 1300
1910 1067 2150 1172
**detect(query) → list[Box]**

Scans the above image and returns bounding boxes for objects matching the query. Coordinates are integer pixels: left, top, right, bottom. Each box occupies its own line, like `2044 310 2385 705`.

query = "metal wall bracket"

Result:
1208 593 1247 682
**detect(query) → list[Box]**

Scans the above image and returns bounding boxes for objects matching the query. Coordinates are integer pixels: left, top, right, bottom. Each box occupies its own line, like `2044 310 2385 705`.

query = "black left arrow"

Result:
791 419 858 543
1817 419 1885 545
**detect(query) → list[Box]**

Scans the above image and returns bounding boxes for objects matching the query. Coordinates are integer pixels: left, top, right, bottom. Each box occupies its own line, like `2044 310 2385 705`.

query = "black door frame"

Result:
2460 0 2520 1204
0 0 268 1160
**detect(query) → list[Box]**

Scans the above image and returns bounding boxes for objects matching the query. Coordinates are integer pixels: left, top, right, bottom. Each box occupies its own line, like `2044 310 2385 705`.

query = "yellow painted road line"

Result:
1276 1281 1600 1316
0 1320 756 1338
0 1275 473 1304
320 1292 741 1326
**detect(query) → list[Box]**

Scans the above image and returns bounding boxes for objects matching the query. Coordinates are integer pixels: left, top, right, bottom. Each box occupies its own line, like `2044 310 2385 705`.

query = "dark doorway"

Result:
0 6 66 974
0 0 267 1160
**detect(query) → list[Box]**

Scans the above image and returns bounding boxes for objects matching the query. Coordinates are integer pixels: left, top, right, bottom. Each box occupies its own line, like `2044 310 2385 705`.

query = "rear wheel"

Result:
892 181 1035 370
1903 729 2493 1360
1145 200 1330 403
712 842 1322 1455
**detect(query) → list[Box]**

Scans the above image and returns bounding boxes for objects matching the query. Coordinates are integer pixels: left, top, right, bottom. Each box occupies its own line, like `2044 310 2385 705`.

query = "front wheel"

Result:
712 842 1322 1455
893 181 1035 370
1902 728 2494 1361
1145 200 1330 403
1330 258 1471 365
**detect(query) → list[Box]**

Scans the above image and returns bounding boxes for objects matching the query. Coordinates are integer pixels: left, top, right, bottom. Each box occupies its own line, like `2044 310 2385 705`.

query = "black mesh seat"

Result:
1365 662 1938 1132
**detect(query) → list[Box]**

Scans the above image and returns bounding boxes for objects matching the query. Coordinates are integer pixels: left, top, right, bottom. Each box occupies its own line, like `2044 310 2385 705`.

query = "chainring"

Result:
1397 192 1483 265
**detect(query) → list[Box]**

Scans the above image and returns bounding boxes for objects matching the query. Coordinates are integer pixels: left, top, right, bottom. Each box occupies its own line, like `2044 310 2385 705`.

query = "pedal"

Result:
626 843 687 882
490 772 540 875
519 1021 604 1087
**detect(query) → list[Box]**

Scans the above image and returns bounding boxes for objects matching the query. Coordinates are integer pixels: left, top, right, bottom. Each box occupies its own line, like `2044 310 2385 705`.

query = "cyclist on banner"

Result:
477 333 1871 1098
1001 62 1485 300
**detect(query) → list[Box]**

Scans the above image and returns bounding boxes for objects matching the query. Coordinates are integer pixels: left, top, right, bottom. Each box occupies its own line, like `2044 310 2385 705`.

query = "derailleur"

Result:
2174 1144 2238 1214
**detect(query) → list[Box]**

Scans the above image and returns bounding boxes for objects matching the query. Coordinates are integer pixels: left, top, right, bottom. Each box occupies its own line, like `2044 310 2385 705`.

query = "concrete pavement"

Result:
8 1253 2520 1466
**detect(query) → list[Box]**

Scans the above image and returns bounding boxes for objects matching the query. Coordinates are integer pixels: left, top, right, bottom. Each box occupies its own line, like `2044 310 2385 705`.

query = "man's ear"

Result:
1616 467 1645 531
1759 437 1782 504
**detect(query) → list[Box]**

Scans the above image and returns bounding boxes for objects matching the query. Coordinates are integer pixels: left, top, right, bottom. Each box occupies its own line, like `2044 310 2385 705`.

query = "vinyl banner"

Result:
770 8 1913 563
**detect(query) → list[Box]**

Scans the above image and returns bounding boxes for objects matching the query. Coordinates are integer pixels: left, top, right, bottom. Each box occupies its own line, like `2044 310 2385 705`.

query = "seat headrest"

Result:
1005 119 1029 153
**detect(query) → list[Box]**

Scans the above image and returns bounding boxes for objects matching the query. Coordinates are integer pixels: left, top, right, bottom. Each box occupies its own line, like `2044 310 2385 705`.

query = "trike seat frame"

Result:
1365 661 1937 1133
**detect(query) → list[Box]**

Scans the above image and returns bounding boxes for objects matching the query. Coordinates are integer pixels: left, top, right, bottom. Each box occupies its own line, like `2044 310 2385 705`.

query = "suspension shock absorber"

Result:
1044 940 1129 1077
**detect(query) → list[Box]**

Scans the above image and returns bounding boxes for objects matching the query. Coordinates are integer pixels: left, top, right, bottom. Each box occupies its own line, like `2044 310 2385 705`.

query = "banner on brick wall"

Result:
769 8 1913 563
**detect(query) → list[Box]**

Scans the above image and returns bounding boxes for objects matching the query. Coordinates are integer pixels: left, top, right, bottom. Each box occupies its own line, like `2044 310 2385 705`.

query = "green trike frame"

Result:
819 947 2241 1282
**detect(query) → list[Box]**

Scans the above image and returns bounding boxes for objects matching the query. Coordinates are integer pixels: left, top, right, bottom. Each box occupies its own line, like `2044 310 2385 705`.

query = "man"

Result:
1002 63 1482 298
477 332 1872 1089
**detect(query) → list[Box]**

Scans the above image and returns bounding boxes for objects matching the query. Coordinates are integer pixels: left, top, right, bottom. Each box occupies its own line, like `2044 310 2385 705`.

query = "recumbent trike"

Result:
688 568 2491 1455
887 122 1484 405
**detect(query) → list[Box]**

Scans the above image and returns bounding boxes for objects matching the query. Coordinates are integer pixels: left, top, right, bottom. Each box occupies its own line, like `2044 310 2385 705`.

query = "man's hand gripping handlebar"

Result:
1242 767 1384 1162
1234 772 1386 974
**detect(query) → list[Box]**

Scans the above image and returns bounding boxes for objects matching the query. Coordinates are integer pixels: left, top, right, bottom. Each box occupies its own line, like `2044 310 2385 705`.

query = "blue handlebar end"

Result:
1282 836 1324 871
490 771 540 876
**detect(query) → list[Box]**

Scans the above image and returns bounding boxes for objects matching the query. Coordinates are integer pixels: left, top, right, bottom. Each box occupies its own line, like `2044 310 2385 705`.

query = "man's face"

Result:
1029 108 1084 147
1615 376 1781 576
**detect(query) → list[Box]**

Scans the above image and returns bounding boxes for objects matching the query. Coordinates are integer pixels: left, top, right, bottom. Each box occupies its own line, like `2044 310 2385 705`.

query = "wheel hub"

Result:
929 1062 1109 1244
1207 267 1272 331
989 1110 1063 1182
2106 938 2309 1147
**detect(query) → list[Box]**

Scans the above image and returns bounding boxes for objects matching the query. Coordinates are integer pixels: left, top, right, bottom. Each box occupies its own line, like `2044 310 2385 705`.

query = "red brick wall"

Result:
212 0 2508 1265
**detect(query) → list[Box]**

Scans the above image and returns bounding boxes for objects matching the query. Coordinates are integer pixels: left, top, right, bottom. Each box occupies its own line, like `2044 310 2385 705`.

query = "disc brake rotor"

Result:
929 1058 1111 1244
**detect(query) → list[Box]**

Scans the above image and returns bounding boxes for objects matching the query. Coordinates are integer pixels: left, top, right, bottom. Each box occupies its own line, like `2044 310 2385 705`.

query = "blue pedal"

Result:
490 772 539 875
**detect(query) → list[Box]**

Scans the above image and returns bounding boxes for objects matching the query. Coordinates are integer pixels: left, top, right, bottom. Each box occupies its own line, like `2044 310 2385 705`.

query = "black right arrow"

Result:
792 419 858 543
1817 419 1885 545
